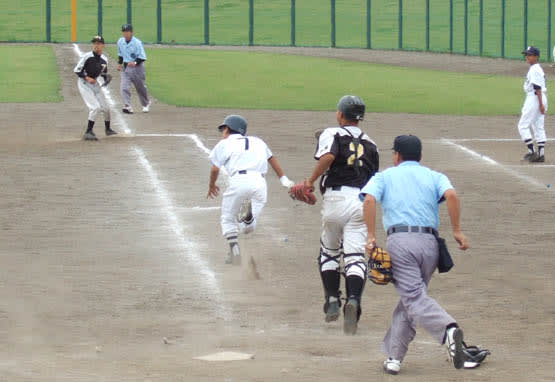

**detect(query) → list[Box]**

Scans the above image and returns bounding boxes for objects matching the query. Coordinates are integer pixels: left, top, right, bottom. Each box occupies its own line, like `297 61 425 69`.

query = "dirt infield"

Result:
0 44 554 381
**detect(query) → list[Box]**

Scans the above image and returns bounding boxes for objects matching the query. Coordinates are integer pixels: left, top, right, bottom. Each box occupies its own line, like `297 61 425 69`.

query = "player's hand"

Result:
453 230 469 250
117 64 122 71
540 104 546 114
365 236 377 254
207 184 220 199
128 62 136 67
86 76 96 84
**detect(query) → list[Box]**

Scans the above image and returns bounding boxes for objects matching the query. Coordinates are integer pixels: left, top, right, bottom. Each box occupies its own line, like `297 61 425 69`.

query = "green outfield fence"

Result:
1 0 554 60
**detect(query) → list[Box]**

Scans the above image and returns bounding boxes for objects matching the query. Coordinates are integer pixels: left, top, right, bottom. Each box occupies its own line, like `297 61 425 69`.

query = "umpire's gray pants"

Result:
77 78 110 122
121 64 149 107
381 232 456 362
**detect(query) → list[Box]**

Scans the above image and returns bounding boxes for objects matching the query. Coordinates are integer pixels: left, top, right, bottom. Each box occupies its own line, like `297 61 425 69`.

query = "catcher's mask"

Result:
368 247 393 285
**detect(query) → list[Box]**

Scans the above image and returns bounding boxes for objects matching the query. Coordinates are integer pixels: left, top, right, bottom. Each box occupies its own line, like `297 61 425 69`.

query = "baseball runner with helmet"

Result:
291 95 379 335
74 36 117 141
518 46 548 163
207 115 294 265
117 24 151 114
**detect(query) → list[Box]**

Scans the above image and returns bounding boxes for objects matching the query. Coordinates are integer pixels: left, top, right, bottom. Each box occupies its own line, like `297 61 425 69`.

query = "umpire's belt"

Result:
387 225 438 236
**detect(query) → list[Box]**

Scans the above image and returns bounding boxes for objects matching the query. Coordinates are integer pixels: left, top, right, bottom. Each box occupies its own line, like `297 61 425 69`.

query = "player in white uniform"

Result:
207 115 294 265
518 46 547 163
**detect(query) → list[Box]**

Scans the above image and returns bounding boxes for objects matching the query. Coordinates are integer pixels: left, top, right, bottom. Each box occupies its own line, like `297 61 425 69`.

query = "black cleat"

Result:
105 127 118 136
324 297 340 322
530 155 545 163
83 131 98 141
343 298 359 335
523 152 537 162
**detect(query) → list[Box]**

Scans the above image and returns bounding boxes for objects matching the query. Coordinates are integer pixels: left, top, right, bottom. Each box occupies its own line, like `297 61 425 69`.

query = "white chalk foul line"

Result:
442 138 548 190
133 146 230 320
450 138 555 142
72 44 132 135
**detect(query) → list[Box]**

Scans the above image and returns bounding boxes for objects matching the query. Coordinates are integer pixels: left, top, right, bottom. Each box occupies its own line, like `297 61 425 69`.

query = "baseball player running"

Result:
290 96 379 335
207 115 294 265
518 46 547 163
74 35 117 141
117 24 151 114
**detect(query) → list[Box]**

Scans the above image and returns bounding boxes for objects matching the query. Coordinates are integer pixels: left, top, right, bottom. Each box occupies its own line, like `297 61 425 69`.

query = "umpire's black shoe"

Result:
324 296 340 322
105 127 118 136
83 131 98 141
343 298 359 335
531 154 545 163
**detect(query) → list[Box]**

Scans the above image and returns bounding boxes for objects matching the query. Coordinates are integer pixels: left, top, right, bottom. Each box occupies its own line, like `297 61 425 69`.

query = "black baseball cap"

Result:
122 24 133 32
522 46 540 56
91 35 105 43
392 135 422 160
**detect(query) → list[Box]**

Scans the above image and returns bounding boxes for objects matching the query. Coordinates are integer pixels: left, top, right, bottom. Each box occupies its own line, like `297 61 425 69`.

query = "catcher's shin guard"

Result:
318 245 342 320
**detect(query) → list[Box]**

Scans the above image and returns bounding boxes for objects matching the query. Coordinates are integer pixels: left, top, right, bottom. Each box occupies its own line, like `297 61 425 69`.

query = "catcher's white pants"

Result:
77 78 110 122
518 93 548 143
221 172 267 237
319 186 366 279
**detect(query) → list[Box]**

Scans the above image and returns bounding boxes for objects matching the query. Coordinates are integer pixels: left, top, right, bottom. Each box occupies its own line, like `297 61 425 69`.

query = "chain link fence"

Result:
1 0 554 60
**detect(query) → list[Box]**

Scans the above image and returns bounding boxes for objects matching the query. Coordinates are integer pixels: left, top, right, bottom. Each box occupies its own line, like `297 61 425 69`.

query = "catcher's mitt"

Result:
368 247 393 285
289 182 317 205
101 73 112 87
462 342 491 369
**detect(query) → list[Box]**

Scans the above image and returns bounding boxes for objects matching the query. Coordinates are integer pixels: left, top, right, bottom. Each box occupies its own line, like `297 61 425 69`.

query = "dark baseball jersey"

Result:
74 51 108 79
315 126 379 189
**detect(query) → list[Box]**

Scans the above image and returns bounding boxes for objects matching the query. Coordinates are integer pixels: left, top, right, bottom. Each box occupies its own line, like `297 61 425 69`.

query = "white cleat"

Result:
446 327 465 369
383 358 401 375
142 101 151 113
122 105 134 114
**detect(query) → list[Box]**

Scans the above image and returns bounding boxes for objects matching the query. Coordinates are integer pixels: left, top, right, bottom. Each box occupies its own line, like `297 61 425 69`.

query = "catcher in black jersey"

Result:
300 95 379 335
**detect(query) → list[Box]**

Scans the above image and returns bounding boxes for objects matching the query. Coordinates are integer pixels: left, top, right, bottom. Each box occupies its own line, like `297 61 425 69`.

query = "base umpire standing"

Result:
117 24 151 114
361 135 479 374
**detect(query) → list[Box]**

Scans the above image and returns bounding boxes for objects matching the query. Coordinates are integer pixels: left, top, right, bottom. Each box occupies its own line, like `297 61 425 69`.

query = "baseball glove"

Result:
101 73 112 87
368 247 393 285
462 342 491 369
289 182 317 205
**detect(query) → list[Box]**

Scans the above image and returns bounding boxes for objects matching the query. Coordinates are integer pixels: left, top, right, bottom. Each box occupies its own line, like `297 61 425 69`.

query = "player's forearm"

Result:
363 195 377 237
268 157 284 178
444 189 462 233
209 166 220 186
307 154 335 186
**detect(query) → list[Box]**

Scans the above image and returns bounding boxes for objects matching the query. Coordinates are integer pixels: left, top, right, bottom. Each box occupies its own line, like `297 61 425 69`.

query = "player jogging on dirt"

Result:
289 95 379 335
74 35 117 141
207 115 294 265
518 46 548 163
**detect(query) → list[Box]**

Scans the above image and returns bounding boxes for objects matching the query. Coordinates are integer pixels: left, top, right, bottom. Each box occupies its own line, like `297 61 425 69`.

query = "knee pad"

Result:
344 253 367 279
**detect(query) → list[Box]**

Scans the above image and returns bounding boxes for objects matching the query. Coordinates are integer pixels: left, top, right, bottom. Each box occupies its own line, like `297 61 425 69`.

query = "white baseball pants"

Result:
77 78 110 122
518 93 548 143
220 172 267 237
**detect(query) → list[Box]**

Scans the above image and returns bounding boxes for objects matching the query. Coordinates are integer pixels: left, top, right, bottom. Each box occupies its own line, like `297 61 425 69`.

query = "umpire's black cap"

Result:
393 135 422 161
522 46 540 56
122 24 133 32
91 35 105 43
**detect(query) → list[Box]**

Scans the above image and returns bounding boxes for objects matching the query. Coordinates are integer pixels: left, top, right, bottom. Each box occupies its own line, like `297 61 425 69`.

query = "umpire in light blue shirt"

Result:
360 135 470 374
117 24 151 114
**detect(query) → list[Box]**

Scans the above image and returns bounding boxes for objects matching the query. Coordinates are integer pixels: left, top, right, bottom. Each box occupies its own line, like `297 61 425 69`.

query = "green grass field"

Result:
105 47 551 115
1 0 554 60
0 45 61 103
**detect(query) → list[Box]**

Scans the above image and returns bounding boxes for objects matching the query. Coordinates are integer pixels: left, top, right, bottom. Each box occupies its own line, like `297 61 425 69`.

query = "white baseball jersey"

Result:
209 134 273 176
523 63 547 93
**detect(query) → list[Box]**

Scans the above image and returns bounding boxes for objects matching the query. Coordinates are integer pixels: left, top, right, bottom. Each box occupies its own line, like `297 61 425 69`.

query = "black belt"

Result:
237 170 264 177
387 226 438 236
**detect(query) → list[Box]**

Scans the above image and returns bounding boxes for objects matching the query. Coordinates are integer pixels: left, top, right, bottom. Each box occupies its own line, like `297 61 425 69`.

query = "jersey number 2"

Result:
347 142 364 167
